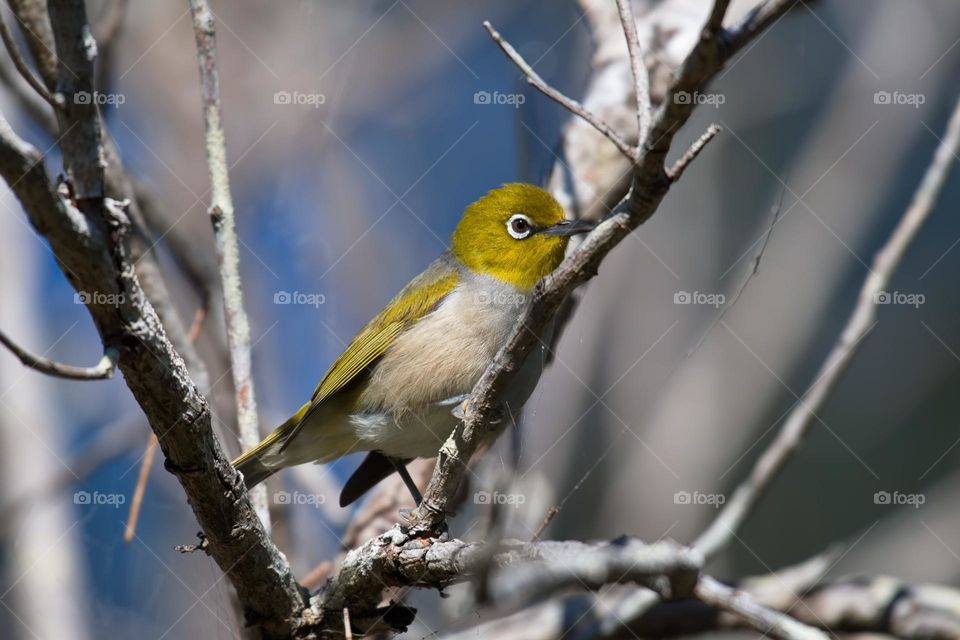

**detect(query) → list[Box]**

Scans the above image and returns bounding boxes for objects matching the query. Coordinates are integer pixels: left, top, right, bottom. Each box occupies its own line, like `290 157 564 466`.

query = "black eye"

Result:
511 218 529 233
507 214 533 239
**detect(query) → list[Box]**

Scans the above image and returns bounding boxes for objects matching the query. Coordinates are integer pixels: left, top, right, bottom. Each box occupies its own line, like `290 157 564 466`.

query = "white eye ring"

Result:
506 214 534 239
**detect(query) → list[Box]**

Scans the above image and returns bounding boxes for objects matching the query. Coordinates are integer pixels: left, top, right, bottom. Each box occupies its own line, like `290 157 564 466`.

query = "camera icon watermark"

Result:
273 490 326 507
674 91 725 108
873 490 924 509
273 90 326 108
273 290 326 307
873 290 924 308
473 90 525 109
474 490 526 507
73 490 126 508
73 91 126 107
474 290 526 306
74 291 125 307
674 291 725 308
674 490 725 508
874 91 925 108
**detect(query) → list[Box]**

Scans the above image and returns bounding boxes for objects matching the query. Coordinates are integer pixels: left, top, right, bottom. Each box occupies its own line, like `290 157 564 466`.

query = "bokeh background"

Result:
1 0 959 638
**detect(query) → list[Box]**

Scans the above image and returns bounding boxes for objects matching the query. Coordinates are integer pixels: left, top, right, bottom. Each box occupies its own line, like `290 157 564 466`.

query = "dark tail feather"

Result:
236 456 277 490
340 452 405 507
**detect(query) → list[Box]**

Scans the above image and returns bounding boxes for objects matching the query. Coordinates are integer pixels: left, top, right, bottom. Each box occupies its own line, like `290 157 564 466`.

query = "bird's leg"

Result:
388 457 422 507
435 393 470 420
393 457 443 536
389 457 453 540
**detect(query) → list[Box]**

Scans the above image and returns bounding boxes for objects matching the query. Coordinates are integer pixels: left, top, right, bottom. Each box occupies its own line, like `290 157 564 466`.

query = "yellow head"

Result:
451 183 594 291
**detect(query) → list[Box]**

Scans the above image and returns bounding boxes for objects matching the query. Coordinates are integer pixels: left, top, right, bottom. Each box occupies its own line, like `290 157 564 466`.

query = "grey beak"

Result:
542 218 596 237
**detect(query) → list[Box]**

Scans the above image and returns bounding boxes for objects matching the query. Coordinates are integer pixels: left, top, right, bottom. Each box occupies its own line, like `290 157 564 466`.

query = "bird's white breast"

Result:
351 272 548 459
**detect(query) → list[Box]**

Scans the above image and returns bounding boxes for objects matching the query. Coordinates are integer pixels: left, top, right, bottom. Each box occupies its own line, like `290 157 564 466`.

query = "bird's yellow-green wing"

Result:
277 253 460 451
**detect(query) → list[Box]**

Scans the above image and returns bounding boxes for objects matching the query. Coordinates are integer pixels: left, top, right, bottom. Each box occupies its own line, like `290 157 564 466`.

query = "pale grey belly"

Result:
347 324 552 459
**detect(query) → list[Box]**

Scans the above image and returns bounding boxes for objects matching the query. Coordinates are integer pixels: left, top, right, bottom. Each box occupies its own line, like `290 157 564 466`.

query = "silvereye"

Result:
234 183 594 506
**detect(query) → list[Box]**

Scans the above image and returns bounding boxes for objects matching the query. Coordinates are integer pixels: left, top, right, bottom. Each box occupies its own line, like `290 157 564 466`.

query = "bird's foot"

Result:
399 507 451 541
451 400 468 421
451 398 506 425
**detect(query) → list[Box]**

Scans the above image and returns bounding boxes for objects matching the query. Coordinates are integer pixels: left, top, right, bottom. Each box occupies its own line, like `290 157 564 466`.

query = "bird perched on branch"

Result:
234 183 593 507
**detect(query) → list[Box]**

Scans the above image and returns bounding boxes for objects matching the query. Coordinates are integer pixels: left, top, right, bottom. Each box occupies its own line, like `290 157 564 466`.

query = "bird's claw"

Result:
399 508 451 541
451 398 506 425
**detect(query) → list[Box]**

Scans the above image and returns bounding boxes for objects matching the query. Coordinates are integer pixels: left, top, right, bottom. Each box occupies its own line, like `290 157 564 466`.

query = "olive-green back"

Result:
276 253 460 451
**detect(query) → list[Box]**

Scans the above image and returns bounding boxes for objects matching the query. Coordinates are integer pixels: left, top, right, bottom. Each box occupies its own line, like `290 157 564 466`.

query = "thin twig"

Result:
666 123 721 180
187 0 269 532
343 608 353 640
694 576 827 640
175 532 209 554
615 0 651 144
0 328 117 379
187 305 208 343
688 186 783 357
0 10 57 108
301 560 334 591
694 90 960 560
8 0 59 90
123 432 156 543
706 0 733 34
530 506 559 541
0 54 57 135
483 20 637 161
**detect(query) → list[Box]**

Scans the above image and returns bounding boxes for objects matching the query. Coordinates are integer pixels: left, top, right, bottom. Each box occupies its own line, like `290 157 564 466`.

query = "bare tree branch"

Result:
442 546 960 639
694 575 828 640
476 538 702 610
0 52 58 135
665 122 722 181
122 432 156 543
0 2 304 633
47 0 104 199
706 0 734 34
186 0 269 531
0 113 306 638
8 0 59 91
694 89 960 560
628 567 960 639
0 9 56 107
614 0 651 144
14 0 213 396
0 327 117 379
302 527 827 639
303 528 708 636
483 20 637 161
